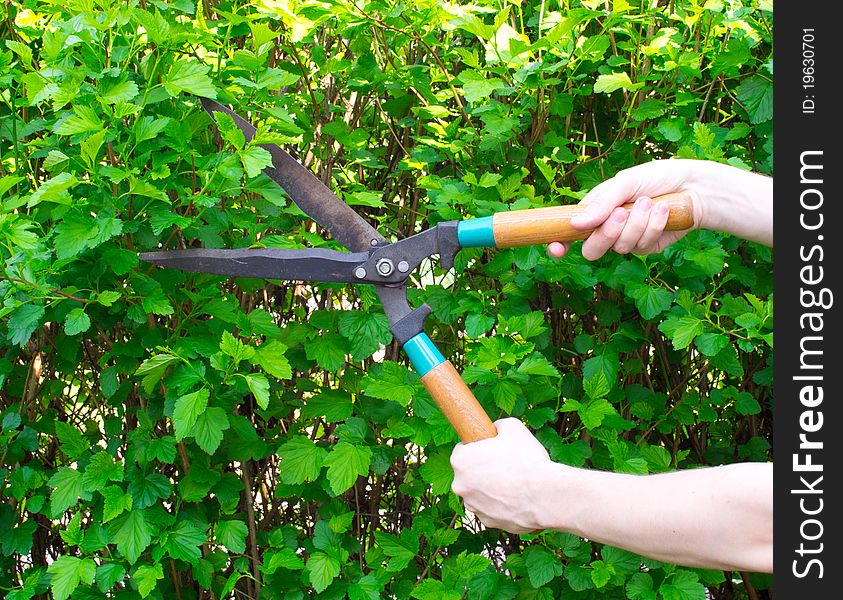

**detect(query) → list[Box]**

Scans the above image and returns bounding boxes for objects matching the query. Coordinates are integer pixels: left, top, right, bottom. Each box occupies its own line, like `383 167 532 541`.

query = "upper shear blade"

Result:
199 98 386 253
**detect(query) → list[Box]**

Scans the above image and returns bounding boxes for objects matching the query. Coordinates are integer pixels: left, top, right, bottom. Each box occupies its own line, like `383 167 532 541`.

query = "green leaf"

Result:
47 556 96 600
583 369 611 400
419 449 454 495
173 387 210 440
7 304 45 347
64 308 91 336
95 563 126 593
323 442 372 495
263 547 306 573
491 378 520 413
190 407 230 454
60 513 84 547
582 353 619 387
216 520 248 554
710 344 744 377
54 212 99 259
100 79 140 104
517 353 560 377
163 60 216 98
658 118 684 142
348 574 381 600
132 563 163 598
111 510 152 564
735 76 773 123
524 545 563 588
243 373 270 409
694 332 729 356
100 485 133 523
460 70 506 103
104 247 139 275
220 331 254 363
626 572 656 600
278 436 328 484
301 389 353 422
163 520 206 563
734 391 761 415
658 315 704 350
306 551 341 593
659 570 706 600
48 467 90 518
82 451 123 492
213 112 246 149
338 310 392 359
252 340 292 379
26 172 77 207
362 361 417 406
53 105 102 135
594 71 642 93
562 398 617 429
127 470 171 509
305 334 348 371
240 145 274 178
626 282 673 319
631 98 668 121
410 579 461 600
465 313 495 338
374 530 419 572
684 246 727 276
54 420 87 459
591 560 614 587
97 290 122 306
135 353 179 393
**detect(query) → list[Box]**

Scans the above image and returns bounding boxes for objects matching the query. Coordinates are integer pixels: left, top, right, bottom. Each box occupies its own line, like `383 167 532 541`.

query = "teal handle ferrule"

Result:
402 333 446 377
457 216 496 248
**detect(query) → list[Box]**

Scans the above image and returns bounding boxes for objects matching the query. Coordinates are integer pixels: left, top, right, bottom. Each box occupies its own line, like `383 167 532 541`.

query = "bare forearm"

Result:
541 462 773 572
692 161 773 246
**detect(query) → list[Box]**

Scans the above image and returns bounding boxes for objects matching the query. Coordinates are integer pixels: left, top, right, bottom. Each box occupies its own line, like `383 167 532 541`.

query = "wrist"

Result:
687 161 773 245
533 462 598 533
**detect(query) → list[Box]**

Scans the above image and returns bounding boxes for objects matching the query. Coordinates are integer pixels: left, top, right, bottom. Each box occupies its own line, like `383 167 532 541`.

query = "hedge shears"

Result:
140 99 694 443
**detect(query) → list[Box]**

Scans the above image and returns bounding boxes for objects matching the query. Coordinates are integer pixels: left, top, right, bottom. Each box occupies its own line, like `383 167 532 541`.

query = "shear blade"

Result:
199 98 386 253
139 247 369 283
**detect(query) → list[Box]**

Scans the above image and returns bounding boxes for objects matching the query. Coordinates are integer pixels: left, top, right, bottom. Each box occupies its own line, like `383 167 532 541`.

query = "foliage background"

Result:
1 0 773 598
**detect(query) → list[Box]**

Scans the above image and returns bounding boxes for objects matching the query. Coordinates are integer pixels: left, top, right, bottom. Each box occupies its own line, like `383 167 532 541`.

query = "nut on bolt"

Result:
376 258 394 276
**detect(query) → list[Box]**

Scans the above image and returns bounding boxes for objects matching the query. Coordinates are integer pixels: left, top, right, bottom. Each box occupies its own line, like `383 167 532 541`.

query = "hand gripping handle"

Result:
457 192 694 249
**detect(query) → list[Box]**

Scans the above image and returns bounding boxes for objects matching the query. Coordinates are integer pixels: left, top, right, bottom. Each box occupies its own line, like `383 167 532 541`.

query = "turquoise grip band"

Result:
457 216 496 248
403 333 446 377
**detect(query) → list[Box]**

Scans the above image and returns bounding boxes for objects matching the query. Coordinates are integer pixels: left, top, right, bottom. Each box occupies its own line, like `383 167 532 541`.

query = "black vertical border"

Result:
773 3 838 596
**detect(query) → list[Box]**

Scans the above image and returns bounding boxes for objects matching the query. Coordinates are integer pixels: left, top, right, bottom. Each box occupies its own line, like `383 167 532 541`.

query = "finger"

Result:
492 417 528 437
570 174 639 229
634 200 671 254
546 241 570 258
449 442 466 469
581 207 628 260
614 196 653 254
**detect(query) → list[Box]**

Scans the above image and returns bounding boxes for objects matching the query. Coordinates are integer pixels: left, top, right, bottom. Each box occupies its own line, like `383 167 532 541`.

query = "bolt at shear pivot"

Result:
376 258 394 276
354 267 367 279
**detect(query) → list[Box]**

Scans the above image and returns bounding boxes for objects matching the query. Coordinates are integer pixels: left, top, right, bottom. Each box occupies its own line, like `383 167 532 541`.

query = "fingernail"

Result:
612 209 627 222
636 196 652 210
656 202 670 214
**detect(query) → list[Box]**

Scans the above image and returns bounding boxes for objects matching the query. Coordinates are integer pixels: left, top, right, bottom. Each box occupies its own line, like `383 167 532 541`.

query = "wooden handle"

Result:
492 192 694 248
420 360 496 443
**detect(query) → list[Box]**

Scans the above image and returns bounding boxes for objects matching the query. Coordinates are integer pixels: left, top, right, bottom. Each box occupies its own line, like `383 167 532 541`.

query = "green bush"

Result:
1 0 772 598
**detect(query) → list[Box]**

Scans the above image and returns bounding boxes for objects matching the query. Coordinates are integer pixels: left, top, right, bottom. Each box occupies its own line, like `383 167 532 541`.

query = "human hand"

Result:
547 159 705 260
450 418 557 534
